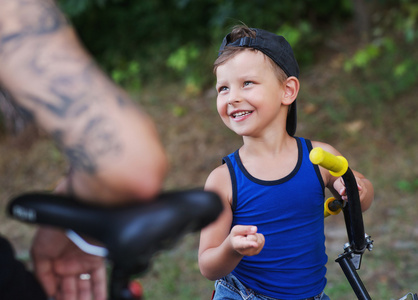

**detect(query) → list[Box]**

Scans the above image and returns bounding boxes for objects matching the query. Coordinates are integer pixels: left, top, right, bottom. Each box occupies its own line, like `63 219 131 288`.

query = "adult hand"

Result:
31 227 107 300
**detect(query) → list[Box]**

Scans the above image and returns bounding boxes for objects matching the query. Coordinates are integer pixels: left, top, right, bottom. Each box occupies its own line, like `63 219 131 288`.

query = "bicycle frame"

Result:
334 166 372 300
310 147 417 300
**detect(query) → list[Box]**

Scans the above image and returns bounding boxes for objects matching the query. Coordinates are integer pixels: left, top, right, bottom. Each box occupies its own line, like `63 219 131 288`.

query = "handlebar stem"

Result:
335 253 372 300
341 168 366 253
110 266 144 300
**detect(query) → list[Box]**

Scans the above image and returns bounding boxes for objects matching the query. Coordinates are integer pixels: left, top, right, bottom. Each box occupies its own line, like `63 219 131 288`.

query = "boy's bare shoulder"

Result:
206 163 230 185
311 140 342 156
205 163 233 205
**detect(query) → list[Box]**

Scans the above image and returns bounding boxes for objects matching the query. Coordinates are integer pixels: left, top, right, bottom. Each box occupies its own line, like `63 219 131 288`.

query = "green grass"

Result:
138 234 214 300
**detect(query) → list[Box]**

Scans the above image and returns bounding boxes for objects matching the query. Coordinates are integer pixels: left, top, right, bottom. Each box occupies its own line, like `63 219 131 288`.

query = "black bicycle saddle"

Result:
7 190 222 271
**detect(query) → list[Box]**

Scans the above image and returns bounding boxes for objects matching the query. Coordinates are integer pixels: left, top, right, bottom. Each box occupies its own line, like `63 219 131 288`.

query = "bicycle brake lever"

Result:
398 292 418 300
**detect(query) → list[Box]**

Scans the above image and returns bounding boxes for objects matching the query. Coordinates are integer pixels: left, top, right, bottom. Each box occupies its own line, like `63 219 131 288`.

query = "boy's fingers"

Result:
259 235 266 249
232 225 257 235
247 234 256 240
246 234 257 242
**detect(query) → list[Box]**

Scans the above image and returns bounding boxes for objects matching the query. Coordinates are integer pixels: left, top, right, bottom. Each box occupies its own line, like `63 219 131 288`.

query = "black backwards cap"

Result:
218 28 299 136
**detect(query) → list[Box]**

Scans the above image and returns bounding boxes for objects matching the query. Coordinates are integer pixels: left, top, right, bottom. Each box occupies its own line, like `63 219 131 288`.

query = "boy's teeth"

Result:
234 111 250 117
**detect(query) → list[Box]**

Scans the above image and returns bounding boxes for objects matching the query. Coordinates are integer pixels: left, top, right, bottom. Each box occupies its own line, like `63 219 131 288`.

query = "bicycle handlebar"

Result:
310 147 366 254
309 147 348 177
324 197 343 218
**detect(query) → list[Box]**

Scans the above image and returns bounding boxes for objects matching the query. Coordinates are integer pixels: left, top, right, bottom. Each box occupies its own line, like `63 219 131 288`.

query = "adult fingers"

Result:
32 257 57 297
78 274 93 300
54 245 105 276
59 276 77 300
58 271 104 300
91 263 107 300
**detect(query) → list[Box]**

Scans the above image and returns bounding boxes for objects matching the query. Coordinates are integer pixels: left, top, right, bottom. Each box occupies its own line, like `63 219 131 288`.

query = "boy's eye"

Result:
218 86 228 93
243 81 253 87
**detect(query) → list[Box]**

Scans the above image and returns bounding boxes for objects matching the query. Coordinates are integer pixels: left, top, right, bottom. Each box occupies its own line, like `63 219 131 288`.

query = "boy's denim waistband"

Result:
213 273 329 300
303 292 324 300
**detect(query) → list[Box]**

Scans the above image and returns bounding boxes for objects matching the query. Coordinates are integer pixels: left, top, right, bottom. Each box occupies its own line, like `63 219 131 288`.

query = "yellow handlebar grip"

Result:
309 147 348 177
324 197 342 218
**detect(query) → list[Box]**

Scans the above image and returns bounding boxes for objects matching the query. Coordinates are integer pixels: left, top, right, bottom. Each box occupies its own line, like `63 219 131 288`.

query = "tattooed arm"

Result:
0 0 168 203
0 1 168 299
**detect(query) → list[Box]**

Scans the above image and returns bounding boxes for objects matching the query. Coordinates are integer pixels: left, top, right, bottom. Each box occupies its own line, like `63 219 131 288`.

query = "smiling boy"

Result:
198 25 374 300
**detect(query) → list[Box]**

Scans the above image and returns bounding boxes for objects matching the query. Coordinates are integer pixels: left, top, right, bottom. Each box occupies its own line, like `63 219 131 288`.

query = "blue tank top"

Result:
223 137 327 299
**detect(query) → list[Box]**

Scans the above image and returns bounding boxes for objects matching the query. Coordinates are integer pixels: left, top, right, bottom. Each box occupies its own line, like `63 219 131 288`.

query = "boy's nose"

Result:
227 90 243 105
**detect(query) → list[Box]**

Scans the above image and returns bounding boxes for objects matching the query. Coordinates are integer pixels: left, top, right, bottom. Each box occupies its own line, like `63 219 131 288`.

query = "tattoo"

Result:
53 128 97 174
52 116 121 174
25 66 124 175
117 95 130 107
0 0 69 55
84 117 122 157
20 56 126 175
0 0 132 176
25 81 89 119
65 146 97 174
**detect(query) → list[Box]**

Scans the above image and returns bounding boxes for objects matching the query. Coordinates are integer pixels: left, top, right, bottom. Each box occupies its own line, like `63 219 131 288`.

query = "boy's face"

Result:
215 50 288 138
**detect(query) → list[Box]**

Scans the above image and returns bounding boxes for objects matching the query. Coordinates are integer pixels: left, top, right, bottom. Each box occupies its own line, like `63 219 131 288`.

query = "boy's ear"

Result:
281 76 300 105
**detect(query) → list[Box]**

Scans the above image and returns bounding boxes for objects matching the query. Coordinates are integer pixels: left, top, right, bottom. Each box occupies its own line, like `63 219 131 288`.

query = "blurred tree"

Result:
351 0 371 42
1 0 415 134
56 0 354 91
342 0 418 109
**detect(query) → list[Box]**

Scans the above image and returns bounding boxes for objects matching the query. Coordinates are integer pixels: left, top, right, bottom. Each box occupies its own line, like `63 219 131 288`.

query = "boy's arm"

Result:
312 141 374 212
198 165 264 281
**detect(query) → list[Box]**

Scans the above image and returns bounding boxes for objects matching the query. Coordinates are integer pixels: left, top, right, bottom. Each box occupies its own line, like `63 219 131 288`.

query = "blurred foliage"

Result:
54 0 418 102
343 1 418 108
57 0 354 92
111 60 141 91
396 179 418 194
1 1 416 132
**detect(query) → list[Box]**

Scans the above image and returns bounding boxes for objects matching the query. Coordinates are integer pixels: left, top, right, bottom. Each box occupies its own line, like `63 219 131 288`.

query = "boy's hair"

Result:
214 25 299 136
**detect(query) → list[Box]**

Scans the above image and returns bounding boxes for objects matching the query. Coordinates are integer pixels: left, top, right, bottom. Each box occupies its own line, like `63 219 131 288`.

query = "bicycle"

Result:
7 148 417 300
7 189 223 300
310 147 417 300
